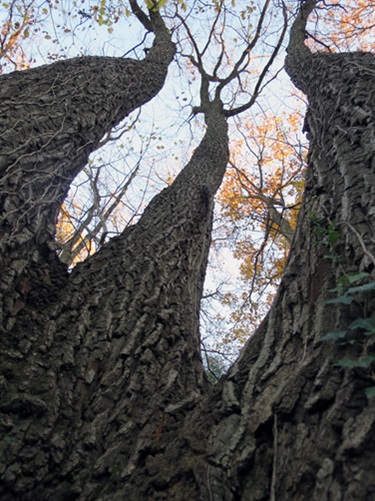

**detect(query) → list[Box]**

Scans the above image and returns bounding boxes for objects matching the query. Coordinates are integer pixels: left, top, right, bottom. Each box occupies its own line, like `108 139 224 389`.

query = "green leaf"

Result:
349 317 375 334
365 386 375 399
324 255 338 261
146 0 161 11
337 275 350 286
346 272 369 284
328 229 340 244
347 282 375 294
326 296 354 305
360 355 375 365
321 331 348 341
333 359 357 368
334 356 375 368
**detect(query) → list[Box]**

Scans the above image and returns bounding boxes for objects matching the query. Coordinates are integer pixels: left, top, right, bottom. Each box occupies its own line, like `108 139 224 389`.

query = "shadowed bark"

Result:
0 90 230 497
203 1 375 498
1 1 375 499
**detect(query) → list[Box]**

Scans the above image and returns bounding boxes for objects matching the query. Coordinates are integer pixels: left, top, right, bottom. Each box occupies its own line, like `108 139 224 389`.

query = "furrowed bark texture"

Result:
0 98 229 499
196 2 375 499
1 2 375 499
0 12 175 328
201 43 375 496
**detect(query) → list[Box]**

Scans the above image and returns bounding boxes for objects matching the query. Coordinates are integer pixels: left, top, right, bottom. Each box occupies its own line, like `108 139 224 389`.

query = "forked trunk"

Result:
1 2 374 499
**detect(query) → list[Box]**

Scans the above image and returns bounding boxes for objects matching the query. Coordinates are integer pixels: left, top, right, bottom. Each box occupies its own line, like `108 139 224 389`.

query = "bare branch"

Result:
129 0 153 31
215 0 272 97
224 4 288 117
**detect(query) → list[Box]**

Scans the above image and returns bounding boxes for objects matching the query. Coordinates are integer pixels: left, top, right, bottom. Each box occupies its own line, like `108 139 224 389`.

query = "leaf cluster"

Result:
322 272 375 399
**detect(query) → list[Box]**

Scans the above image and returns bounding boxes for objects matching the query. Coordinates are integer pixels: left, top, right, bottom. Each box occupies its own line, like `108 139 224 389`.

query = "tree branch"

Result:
128 0 153 31
224 4 288 117
215 0 272 97
284 0 318 92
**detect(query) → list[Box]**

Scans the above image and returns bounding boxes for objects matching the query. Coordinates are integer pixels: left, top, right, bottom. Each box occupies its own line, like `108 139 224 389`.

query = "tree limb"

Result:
129 0 153 31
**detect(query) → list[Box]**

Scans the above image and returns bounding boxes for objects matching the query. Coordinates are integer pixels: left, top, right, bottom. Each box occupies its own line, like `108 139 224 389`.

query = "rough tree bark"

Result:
1 1 375 500
0 4 175 326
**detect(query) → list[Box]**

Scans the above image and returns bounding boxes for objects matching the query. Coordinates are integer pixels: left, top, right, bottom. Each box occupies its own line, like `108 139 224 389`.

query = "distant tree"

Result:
0 0 36 72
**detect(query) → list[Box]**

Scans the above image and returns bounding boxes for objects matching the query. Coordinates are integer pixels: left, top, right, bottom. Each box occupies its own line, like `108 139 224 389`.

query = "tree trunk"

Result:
0 10 175 327
1 2 375 499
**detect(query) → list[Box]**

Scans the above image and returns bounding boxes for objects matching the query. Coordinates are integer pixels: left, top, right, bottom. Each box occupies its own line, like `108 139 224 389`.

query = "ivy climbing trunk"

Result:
200 1 375 498
1 1 375 500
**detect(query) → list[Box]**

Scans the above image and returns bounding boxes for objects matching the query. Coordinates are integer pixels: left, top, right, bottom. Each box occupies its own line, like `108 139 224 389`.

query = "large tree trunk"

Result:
204 3 375 498
1 1 375 499
0 8 175 328
1 83 230 497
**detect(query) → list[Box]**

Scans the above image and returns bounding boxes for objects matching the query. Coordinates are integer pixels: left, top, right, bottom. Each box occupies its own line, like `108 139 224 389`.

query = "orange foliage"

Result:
307 0 375 52
212 0 375 349
215 110 307 343
56 203 97 266
0 0 35 73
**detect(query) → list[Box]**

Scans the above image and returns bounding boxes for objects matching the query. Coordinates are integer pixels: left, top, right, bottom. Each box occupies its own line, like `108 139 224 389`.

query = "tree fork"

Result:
0 96 230 498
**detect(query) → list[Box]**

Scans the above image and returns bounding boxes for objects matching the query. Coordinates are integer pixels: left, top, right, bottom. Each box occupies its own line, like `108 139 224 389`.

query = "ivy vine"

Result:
310 213 375 399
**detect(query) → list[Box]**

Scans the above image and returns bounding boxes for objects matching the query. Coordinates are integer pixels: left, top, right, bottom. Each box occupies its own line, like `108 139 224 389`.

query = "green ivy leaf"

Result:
365 386 375 399
321 331 348 341
347 281 375 294
326 296 354 305
329 274 371 295
328 229 340 245
324 254 339 261
349 317 375 334
334 356 375 368
346 272 369 284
